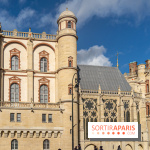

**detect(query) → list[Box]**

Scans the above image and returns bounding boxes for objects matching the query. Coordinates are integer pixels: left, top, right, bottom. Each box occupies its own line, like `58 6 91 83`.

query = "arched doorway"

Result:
125 144 132 150
85 144 97 150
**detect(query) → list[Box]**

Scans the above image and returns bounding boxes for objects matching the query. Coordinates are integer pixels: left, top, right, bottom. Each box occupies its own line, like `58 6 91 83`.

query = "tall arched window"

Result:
11 56 18 70
43 139 49 150
126 111 130 122
11 139 18 150
40 85 48 103
10 83 19 102
40 57 47 72
68 21 71 28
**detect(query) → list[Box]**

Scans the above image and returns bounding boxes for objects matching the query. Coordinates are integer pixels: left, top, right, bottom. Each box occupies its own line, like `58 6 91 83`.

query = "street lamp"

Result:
72 72 78 150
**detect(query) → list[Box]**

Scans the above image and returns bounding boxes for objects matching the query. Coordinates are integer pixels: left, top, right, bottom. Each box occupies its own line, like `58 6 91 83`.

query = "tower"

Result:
56 8 78 149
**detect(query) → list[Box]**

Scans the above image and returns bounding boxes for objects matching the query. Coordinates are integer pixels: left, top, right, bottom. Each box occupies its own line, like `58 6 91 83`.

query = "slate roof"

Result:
78 65 131 91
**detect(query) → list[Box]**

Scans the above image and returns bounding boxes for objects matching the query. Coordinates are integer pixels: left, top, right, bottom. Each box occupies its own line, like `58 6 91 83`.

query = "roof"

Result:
78 65 131 91
57 8 77 23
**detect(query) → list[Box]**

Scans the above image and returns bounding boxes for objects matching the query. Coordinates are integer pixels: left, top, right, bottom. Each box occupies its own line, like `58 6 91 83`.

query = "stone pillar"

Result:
132 100 137 122
79 95 84 149
120 97 124 122
27 39 33 102
0 32 4 102
100 95 104 122
140 99 149 144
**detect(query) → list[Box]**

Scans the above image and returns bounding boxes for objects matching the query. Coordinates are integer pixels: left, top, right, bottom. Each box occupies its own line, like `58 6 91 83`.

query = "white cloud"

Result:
0 8 36 30
55 0 150 27
77 45 112 66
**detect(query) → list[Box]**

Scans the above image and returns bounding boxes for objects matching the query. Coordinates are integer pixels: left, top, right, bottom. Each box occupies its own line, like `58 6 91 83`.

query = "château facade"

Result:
0 9 149 150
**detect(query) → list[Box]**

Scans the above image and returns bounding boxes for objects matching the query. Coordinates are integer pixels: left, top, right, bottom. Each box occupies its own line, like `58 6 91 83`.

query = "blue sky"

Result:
1 0 150 74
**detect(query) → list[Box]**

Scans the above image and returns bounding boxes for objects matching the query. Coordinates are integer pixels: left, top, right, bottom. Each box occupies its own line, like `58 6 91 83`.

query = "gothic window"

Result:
11 56 19 70
10 83 19 102
40 57 47 72
68 21 71 28
40 85 48 103
82 98 98 139
11 139 18 150
43 139 49 150
123 100 130 122
103 99 117 122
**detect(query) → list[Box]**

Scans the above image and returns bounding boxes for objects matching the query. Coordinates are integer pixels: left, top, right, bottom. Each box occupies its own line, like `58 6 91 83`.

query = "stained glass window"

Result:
82 98 98 139
103 99 117 122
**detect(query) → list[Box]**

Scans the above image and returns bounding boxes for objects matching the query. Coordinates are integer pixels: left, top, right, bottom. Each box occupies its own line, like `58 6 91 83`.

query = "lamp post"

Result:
72 72 78 150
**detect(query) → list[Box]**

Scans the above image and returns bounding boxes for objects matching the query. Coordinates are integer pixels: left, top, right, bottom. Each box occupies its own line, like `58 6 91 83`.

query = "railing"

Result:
0 101 60 109
2 29 56 40
121 91 131 95
124 72 137 77
81 89 132 96
101 91 118 95
134 92 142 97
81 90 98 93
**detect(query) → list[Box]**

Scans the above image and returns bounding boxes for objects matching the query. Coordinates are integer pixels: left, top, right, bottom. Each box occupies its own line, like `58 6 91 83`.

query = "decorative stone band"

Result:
0 101 64 111
0 128 63 138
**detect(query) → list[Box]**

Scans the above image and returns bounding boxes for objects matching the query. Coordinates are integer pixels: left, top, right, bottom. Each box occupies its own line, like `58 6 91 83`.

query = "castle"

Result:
0 9 149 150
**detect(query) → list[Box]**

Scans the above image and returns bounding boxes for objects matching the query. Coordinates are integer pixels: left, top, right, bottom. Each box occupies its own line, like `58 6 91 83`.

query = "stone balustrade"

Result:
2 29 56 40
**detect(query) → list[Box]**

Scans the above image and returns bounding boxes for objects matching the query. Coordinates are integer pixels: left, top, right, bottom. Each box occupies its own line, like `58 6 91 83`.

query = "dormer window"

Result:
68 21 71 28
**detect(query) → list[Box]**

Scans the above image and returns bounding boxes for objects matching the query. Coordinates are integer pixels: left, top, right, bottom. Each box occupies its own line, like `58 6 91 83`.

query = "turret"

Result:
56 9 78 149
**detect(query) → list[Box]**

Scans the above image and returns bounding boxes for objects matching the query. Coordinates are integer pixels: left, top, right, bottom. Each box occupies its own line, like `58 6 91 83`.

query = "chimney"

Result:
129 61 137 75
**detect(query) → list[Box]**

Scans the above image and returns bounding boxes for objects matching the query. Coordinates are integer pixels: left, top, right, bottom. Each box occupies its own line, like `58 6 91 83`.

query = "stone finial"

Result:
29 27 31 32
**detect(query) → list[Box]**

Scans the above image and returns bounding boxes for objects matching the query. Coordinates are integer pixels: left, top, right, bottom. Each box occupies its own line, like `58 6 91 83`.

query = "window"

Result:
40 57 47 72
68 56 73 67
43 139 49 150
48 114 52 123
11 56 19 70
42 114 46 122
69 61 72 67
40 85 48 103
17 113 21 122
10 83 19 102
67 21 71 28
11 139 18 150
10 113 15 122
123 100 130 122
68 87 72 95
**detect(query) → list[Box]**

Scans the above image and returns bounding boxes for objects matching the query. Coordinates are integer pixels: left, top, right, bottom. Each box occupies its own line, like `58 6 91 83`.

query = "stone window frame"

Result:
146 80 149 93
9 76 21 102
11 139 18 150
38 77 50 103
68 56 73 67
123 100 130 122
103 99 117 122
66 21 74 29
82 98 98 139
43 139 50 150
9 48 21 69
39 50 49 71
68 84 72 95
